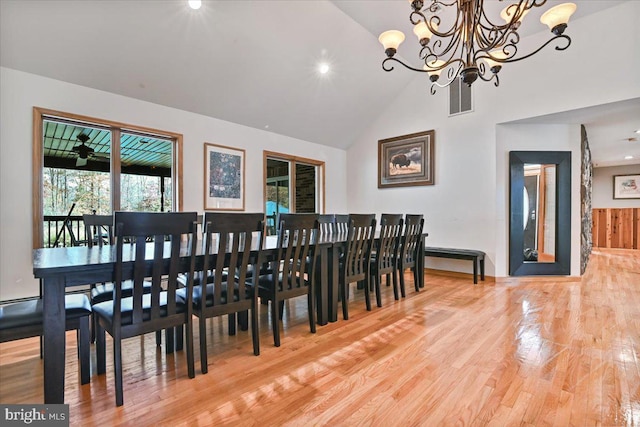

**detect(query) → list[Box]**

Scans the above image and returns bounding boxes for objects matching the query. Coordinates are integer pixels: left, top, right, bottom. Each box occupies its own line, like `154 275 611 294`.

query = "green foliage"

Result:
43 168 172 216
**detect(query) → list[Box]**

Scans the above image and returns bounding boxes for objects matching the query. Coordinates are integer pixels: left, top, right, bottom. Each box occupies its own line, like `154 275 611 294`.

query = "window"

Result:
33 107 183 248
449 77 473 116
263 151 325 235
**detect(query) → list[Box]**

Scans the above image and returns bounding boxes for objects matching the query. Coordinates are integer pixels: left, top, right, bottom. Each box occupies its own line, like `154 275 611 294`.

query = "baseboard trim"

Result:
423 268 495 283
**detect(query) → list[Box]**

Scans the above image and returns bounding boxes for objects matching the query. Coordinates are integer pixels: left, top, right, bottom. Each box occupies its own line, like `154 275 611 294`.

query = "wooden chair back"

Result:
113 211 197 335
200 212 264 313
340 214 376 319
376 214 404 272
343 214 376 284
400 214 424 267
83 214 114 247
275 213 319 293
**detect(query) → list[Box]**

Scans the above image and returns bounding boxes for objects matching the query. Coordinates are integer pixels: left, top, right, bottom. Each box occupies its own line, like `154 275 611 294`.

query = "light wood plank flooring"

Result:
1 248 639 426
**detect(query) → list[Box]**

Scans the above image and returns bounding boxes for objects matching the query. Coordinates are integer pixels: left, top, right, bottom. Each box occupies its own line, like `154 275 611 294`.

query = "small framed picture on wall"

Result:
613 174 640 199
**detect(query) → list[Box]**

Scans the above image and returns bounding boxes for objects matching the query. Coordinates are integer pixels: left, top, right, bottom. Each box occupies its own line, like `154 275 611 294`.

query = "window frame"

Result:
262 150 325 215
32 107 184 249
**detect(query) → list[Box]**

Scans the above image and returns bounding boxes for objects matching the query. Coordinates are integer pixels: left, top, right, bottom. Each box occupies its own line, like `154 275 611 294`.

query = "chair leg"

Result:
156 330 162 347
185 320 195 379
78 317 91 385
96 323 106 375
251 305 260 356
391 269 404 300
271 299 281 347
399 266 407 297
278 301 285 320
364 278 372 311
175 325 184 351
308 287 316 334
341 282 349 320
199 316 208 374
413 265 421 291
91 313 97 344
374 273 382 308
165 328 174 354
238 310 249 331
392 270 400 300
228 313 237 336
113 332 124 407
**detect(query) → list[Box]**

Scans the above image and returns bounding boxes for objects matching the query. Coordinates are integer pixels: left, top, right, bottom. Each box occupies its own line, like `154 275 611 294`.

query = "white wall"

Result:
592 165 640 208
0 67 348 301
346 1 640 278
495 124 582 276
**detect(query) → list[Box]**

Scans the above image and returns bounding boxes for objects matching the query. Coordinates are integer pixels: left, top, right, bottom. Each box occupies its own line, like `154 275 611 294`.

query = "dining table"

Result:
33 230 425 403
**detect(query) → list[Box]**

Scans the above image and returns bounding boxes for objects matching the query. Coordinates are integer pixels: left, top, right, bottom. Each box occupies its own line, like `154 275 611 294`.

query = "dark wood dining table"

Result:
33 231 425 403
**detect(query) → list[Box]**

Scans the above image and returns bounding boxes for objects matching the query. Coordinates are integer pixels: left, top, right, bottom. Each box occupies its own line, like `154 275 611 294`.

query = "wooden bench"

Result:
423 247 486 284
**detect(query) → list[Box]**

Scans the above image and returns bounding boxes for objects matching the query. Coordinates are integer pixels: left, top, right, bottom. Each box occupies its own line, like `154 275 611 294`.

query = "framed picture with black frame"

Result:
613 174 640 199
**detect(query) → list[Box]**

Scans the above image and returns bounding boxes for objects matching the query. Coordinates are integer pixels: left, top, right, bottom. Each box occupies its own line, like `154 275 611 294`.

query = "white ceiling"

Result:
1 0 638 166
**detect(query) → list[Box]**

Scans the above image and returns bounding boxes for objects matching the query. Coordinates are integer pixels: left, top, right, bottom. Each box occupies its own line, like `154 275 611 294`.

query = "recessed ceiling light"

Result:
636 129 640 134
188 0 201 10
318 63 330 75
624 155 634 160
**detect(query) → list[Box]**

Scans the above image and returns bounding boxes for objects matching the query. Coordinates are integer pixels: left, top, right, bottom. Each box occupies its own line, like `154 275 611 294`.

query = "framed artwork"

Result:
204 142 245 210
613 174 640 199
378 130 435 188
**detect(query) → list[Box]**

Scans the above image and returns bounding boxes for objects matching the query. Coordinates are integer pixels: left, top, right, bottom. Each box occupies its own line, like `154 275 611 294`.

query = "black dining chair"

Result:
398 214 425 295
0 294 92 385
371 214 403 303
257 213 319 347
93 211 197 406
339 214 376 320
83 214 159 344
178 212 264 374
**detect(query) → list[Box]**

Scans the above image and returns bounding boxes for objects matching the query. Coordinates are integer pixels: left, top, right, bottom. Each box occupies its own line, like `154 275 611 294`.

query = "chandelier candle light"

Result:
379 0 576 94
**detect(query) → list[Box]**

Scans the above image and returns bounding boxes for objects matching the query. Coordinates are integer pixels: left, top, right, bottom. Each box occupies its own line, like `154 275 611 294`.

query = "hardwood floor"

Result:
1 248 639 426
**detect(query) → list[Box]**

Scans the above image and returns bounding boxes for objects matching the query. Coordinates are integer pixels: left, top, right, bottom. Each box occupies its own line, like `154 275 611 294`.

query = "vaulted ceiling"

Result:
1 0 638 166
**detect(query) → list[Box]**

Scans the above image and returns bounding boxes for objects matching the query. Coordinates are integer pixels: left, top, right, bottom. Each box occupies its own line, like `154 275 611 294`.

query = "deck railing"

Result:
43 215 86 248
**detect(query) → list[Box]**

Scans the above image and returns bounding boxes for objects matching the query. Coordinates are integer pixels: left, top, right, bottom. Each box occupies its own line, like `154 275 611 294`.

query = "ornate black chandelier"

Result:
379 0 576 94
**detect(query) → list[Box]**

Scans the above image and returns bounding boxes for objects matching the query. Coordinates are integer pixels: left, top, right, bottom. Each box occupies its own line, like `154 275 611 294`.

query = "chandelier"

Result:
379 0 576 94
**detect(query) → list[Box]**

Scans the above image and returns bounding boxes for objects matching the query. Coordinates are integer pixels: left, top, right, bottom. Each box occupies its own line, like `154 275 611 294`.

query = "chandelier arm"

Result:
382 57 429 73
430 0 457 11
498 34 571 64
474 30 521 62
429 63 462 94
410 10 428 26
422 2 464 39
477 62 498 86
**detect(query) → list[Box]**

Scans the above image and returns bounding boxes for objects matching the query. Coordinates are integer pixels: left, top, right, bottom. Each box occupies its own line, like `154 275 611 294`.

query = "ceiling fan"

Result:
72 133 109 166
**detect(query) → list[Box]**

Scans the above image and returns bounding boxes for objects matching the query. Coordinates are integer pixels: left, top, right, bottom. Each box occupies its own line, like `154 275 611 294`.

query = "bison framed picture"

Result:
378 130 435 188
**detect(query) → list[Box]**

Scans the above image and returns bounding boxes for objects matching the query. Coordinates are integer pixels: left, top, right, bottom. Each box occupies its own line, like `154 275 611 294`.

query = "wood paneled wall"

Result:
592 208 640 249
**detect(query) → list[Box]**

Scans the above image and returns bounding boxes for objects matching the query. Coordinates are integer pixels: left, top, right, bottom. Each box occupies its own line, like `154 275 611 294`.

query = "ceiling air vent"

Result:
449 78 473 116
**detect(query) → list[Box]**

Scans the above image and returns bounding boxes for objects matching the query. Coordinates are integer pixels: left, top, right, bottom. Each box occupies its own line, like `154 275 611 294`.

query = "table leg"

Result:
418 236 425 288
42 276 66 404
316 245 328 326
328 244 339 322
